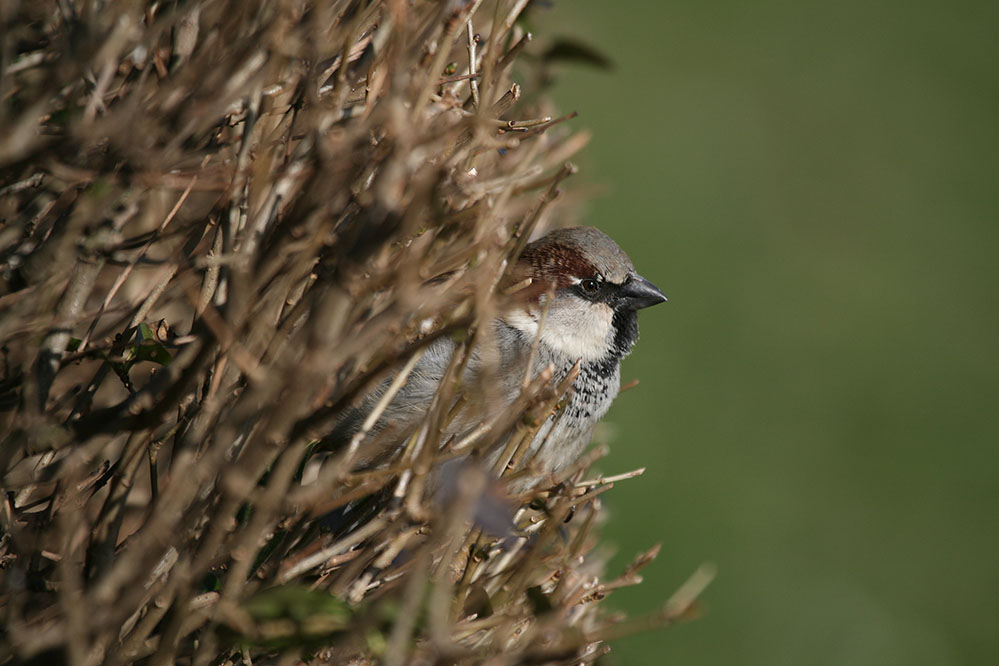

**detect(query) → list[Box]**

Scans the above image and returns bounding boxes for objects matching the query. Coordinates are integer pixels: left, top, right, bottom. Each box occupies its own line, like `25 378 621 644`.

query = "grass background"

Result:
538 1 999 664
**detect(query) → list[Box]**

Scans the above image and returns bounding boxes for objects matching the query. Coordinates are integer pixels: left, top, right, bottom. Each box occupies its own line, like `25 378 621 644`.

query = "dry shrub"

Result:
0 1 710 664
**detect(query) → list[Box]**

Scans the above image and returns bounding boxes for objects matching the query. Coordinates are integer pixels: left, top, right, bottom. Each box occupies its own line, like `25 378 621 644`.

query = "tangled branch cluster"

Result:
1 2 707 664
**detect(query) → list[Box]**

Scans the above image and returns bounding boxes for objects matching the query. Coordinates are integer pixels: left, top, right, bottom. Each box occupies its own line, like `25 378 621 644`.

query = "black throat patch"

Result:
581 308 638 380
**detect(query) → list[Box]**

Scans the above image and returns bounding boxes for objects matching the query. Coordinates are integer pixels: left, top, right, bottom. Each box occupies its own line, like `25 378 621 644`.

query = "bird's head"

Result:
503 226 667 363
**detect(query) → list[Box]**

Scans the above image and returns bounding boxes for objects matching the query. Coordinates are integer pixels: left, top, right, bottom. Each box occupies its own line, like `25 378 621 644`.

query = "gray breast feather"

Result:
330 320 619 479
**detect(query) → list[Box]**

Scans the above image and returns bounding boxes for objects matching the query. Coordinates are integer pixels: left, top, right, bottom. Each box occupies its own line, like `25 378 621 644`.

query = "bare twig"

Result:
0 2 686 664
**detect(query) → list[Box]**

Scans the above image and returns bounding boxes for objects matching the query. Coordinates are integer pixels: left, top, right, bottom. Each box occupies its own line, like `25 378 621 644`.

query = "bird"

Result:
328 226 667 496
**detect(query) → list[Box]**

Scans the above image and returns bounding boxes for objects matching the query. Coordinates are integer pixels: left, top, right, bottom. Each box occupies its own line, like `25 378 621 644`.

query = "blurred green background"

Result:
537 1 998 664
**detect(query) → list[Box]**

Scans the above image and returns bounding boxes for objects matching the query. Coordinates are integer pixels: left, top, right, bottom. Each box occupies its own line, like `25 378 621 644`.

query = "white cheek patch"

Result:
541 300 614 362
503 308 540 338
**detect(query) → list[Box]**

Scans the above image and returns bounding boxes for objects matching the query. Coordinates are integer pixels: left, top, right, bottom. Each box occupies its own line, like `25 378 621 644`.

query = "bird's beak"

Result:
619 274 668 310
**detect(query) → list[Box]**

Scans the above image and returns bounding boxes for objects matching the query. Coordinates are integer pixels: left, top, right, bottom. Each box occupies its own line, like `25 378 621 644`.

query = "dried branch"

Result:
0 2 707 664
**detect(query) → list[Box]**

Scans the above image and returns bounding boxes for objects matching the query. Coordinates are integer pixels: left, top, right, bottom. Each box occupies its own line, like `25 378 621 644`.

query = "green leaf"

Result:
201 572 222 592
244 585 353 624
543 38 614 70
221 585 356 649
131 323 172 366
526 585 554 616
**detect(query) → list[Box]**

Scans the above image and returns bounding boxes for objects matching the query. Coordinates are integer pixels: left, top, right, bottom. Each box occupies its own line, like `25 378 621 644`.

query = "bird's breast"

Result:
515 350 621 477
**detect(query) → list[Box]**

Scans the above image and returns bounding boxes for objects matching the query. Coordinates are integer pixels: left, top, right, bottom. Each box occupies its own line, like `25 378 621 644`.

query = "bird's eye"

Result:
580 278 600 294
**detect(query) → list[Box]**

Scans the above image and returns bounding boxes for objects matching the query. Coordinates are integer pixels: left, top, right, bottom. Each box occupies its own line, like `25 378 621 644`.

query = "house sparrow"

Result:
331 226 666 490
